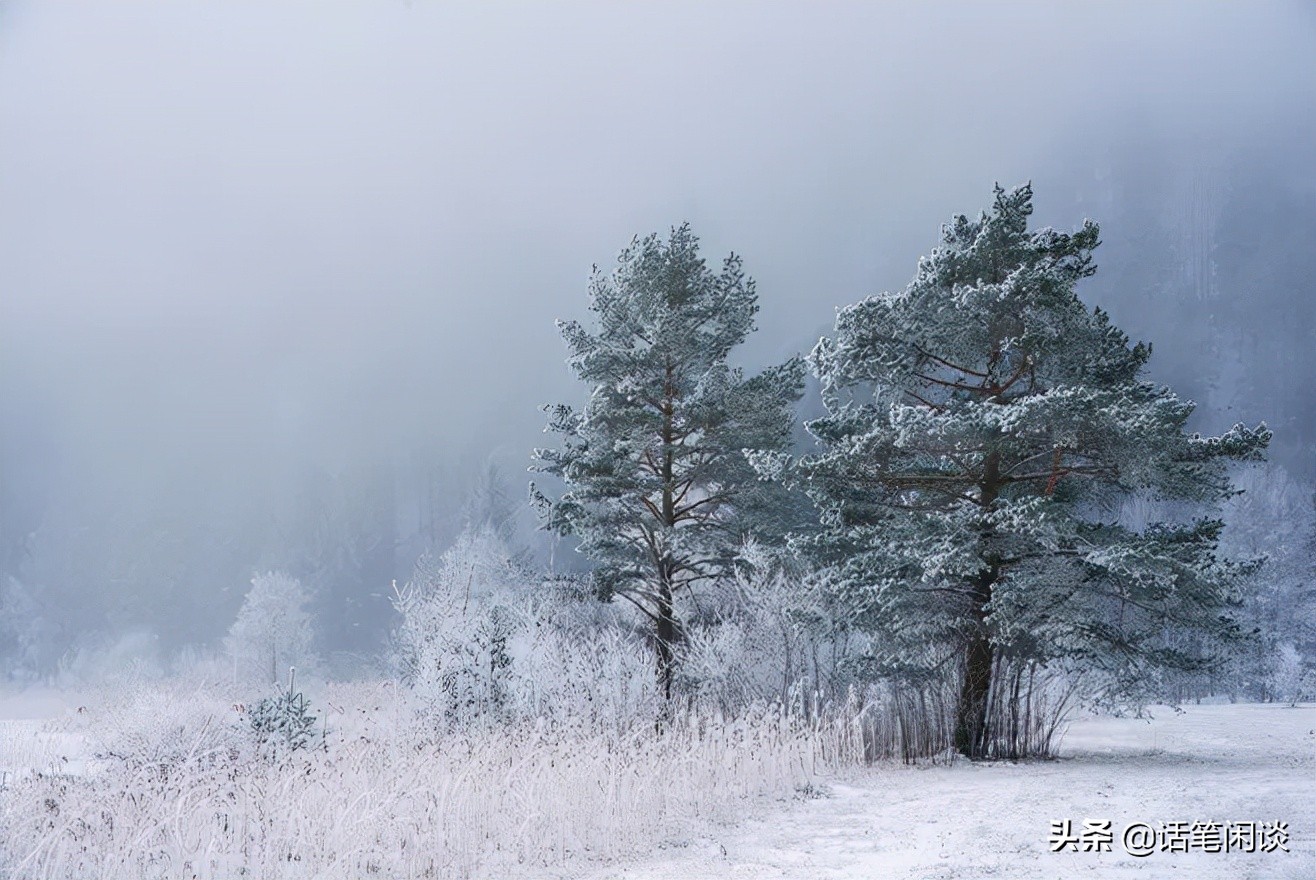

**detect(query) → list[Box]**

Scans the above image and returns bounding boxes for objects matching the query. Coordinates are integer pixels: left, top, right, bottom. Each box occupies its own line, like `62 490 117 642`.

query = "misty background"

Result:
2 1 1313 670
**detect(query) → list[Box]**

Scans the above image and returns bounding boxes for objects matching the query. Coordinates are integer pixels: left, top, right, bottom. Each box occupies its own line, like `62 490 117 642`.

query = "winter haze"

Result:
1 0 1313 658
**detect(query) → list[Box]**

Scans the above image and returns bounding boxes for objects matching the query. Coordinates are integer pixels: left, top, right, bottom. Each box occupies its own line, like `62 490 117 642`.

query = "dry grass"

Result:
0 681 870 880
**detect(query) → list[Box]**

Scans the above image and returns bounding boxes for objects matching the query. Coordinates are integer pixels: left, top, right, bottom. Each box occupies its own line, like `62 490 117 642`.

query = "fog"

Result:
2 1 1313 662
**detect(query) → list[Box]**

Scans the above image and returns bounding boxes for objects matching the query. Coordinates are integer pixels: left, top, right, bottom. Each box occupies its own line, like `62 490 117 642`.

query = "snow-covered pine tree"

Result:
532 224 805 697
787 184 1269 757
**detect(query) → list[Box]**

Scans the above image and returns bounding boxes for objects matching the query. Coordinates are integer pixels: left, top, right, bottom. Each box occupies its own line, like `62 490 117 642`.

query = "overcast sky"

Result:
2 1 1313 626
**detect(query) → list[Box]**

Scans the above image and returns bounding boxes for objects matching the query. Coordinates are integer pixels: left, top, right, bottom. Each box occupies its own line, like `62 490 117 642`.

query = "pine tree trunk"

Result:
655 362 678 701
954 595 995 758
656 576 675 700
956 450 1001 758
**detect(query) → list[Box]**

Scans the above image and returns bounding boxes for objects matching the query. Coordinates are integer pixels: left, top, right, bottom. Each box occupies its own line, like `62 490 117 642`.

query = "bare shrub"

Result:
981 656 1080 760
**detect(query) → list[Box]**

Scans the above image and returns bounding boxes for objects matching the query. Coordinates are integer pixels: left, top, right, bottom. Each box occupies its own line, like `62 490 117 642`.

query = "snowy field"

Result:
0 690 1310 879
577 703 1315 880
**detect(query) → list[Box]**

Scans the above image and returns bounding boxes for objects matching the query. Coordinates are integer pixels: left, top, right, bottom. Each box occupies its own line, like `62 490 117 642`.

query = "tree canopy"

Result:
533 224 804 694
775 185 1269 756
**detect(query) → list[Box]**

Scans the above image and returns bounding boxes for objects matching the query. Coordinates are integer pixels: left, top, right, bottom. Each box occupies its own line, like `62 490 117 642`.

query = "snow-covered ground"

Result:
0 687 91 785
574 704 1314 880
1 690 1311 879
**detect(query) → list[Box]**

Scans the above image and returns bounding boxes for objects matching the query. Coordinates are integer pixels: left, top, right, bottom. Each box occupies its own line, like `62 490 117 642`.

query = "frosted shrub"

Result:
980 656 1081 759
680 545 867 712
392 527 527 724
225 571 318 686
78 675 248 777
394 527 661 728
503 610 660 727
1271 643 1314 707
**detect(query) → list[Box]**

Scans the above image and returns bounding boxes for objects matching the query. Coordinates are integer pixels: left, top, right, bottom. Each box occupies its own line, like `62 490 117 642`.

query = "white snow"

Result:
1 693 1311 879
571 704 1315 880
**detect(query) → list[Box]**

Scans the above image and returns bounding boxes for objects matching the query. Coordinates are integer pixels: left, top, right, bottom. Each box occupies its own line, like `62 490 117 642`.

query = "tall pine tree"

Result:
785 185 1268 757
532 224 804 696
